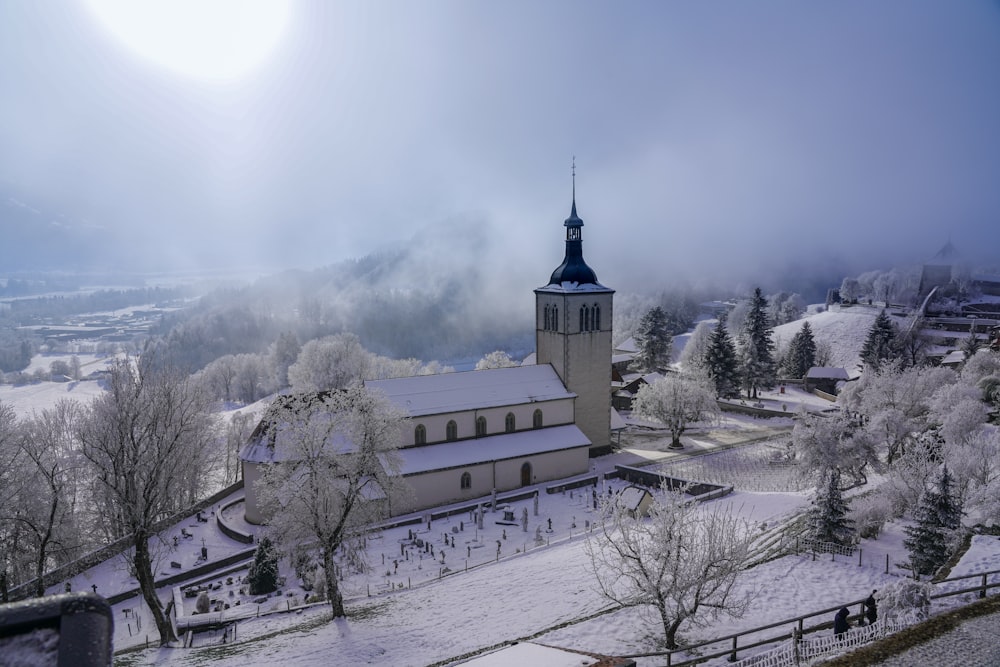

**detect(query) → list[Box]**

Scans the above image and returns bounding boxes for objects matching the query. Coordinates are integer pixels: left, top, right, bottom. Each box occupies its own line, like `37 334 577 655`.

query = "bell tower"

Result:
535 167 614 455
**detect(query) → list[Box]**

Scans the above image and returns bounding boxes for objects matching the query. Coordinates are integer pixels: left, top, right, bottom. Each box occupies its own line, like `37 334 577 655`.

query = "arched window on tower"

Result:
460 471 472 490
446 420 458 442
553 306 558 330
579 306 585 332
505 412 515 433
414 424 426 445
594 305 601 330
476 416 487 437
533 409 543 429
543 305 550 331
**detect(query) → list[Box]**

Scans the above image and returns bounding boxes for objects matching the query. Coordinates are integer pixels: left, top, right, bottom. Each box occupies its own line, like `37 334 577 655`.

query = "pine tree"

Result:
739 288 776 398
807 469 854 546
860 310 898 370
704 316 739 398
783 321 817 379
904 465 962 576
634 306 672 372
248 536 280 595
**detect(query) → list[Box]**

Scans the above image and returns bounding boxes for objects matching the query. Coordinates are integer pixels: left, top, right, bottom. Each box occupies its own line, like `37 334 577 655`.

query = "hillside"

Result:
772 306 884 375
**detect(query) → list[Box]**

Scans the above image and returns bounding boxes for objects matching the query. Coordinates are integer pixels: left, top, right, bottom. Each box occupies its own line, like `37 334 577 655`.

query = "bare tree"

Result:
632 375 718 449
77 356 216 645
252 386 408 617
13 401 85 596
586 488 755 650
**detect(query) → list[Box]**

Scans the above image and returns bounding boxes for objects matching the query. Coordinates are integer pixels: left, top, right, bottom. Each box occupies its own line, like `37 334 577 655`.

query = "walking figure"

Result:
833 607 850 638
864 590 877 625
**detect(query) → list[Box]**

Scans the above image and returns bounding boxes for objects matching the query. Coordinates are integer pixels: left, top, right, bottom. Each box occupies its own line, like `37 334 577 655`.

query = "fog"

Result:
2 1 1000 293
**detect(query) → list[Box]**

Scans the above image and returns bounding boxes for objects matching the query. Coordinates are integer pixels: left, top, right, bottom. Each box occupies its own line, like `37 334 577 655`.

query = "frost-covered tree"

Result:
77 356 216 644
704 317 739 398
475 350 518 370
961 349 1000 386
782 321 816 380
792 411 877 488
876 579 933 624
253 386 407 618
904 465 962 576
633 306 672 372
586 487 755 650
632 375 719 449
839 277 861 304
13 401 85 596
739 288 776 399
288 333 370 392
807 469 854 546
767 292 806 326
271 331 301 389
860 310 898 371
928 382 988 447
678 320 713 377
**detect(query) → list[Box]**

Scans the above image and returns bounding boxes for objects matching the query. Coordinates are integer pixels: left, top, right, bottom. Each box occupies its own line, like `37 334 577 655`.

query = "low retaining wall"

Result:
614 465 731 500
217 498 254 545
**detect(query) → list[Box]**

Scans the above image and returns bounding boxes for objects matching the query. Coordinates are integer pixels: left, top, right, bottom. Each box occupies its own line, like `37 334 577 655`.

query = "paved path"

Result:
873 610 1000 666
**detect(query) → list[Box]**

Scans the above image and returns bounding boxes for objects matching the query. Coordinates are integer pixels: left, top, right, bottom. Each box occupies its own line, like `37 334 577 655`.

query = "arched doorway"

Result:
520 461 532 487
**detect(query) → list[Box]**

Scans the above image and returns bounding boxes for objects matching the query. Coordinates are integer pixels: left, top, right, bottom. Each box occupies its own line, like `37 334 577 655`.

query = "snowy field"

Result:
101 482 1000 667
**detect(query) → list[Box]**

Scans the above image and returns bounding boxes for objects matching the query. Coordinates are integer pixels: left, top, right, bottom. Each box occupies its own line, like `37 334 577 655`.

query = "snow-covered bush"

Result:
849 492 894 539
875 579 933 624
196 591 210 614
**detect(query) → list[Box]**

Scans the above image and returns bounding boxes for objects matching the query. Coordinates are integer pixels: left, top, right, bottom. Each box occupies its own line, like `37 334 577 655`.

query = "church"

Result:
241 193 615 522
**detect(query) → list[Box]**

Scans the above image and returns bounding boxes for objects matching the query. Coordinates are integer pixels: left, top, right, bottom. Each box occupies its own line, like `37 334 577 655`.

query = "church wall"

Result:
243 461 264 525
391 447 590 516
400 398 575 447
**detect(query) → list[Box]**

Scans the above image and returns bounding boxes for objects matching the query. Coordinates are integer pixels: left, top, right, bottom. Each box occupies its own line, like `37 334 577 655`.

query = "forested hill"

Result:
154 222 537 372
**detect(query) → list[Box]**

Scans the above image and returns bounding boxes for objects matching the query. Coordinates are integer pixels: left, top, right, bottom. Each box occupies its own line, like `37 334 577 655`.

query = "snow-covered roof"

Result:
535 281 613 294
805 367 850 380
618 485 651 512
940 350 966 366
615 336 638 354
396 424 590 475
367 365 575 417
610 408 627 431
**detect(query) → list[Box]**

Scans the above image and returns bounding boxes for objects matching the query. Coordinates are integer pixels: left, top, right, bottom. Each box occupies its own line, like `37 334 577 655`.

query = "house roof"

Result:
396 424 591 476
367 364 575 417
806 367 850 380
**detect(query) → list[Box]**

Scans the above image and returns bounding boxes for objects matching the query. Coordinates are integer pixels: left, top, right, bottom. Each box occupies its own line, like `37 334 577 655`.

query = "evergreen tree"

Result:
705 317 739 398
860 310 898 371
634 306 672 372
248 536 280 595
783 321 817 379
739 288 776 398
807 469 854 546
904 465 962 576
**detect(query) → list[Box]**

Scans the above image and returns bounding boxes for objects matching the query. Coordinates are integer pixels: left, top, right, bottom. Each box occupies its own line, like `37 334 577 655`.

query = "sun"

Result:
83 0 292 82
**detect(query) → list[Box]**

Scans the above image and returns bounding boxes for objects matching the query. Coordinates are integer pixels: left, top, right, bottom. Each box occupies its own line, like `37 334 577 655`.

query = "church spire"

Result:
565 156 583 229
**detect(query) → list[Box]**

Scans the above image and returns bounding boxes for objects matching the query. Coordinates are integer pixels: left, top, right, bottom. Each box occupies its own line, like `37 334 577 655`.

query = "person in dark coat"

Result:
864 590 877 625
834 607 850 637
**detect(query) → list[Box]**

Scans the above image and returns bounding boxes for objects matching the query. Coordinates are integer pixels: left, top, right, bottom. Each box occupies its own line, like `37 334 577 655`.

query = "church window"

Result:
579 307 585 332
594 305 601 330
460 471 472 490
476 416 487 437
533 409 543 429
505 412 515 433
446 420 458 441
553 306 558 330
414 424 426 445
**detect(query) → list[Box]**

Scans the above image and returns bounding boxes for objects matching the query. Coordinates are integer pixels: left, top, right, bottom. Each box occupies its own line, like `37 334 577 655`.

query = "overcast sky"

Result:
2 1 1000 291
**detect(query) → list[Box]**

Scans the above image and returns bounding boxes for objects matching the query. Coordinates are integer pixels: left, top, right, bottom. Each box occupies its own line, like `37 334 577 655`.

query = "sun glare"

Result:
83 0 291 82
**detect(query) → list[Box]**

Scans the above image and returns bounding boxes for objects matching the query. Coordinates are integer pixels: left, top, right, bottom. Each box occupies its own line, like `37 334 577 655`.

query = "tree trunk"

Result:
659 604 683 650
323 545 345 617
134 531 177 645
33 492 60 597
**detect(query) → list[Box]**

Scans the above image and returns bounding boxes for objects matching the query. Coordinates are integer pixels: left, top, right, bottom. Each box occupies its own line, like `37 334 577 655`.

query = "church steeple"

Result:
547 159 600 286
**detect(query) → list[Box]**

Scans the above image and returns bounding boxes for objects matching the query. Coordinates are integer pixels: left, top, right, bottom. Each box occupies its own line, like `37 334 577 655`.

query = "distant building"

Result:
804 367 849 395
242 189 615 521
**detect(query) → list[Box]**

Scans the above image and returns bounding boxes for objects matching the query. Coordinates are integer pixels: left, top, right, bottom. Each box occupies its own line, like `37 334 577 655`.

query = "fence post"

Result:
729 636 738 662
885 554 889 574
982 572 988 599
858 548 862 567
792 626 801 666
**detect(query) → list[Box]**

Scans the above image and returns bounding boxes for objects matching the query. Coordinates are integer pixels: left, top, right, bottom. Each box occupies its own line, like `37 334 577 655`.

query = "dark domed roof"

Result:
546 200 600 286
